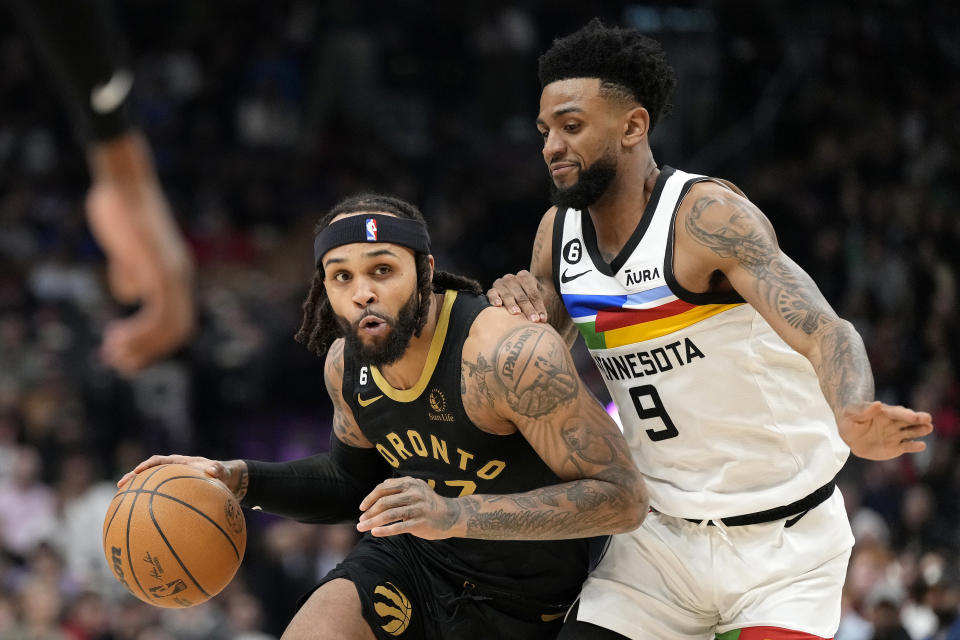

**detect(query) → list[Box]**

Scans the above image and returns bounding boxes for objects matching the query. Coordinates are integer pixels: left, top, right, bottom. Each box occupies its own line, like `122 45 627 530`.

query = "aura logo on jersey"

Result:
374 582 412 635
623 267 660 286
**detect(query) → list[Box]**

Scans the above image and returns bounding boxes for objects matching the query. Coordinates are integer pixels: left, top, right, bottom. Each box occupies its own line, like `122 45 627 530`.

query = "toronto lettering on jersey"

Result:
623 266 660 287
593 337 705 381
374 429 506 478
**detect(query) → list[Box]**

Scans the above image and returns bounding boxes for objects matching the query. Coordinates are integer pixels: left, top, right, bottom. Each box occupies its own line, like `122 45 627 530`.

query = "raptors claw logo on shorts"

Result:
373 582 412 636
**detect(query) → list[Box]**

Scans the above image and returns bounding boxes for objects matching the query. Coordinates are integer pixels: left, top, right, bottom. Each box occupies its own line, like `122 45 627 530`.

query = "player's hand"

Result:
357 477 462 540
487 270 548 323
838 401 934 460
86 132 195 376
117 454 248 500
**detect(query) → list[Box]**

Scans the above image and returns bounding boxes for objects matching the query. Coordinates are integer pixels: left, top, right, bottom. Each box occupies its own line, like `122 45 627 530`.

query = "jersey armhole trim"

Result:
664 177 747 306
551 207 566 297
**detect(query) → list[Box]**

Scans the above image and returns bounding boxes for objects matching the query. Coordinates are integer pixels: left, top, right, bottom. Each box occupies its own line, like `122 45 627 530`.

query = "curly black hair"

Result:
295 193 483 359
538 18 676 130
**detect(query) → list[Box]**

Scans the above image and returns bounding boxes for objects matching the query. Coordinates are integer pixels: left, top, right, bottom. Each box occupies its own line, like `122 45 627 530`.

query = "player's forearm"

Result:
241 439 388 524
811 318 875 417
540 279 578 348
453 475 646 540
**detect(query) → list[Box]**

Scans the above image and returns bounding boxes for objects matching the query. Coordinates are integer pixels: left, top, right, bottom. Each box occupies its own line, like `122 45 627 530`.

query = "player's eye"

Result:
563 122 580 133
333 271 351 282
373 265 392 276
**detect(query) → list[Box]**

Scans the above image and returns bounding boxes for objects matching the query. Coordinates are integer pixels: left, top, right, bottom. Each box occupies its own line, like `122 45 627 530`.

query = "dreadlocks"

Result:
295 193 483 359
538 18 676 131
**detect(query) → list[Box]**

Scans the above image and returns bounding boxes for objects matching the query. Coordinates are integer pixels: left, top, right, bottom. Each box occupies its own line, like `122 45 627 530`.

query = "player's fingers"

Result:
847 400 883 421
900 423 934 440
489 274 529 316
510 271 544 322
486 286 503 307
881 404 927 424
358 491 415 521
359 478 409 511
900 440 927 454
118 454 200 487
515 271 548 322
117 471 137 488
358 505 417 533
368 520 411 537
132 454 178 474
205 460 231 481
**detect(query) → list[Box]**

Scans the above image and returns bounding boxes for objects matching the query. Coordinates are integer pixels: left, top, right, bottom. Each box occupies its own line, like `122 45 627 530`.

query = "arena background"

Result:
0 1 958 638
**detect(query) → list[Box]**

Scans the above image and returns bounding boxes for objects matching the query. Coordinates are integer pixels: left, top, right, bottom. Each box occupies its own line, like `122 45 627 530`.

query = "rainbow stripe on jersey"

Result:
563 285 741 349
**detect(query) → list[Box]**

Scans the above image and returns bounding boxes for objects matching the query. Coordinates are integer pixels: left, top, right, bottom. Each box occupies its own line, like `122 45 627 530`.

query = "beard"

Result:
337 289 420 367
548 150 618 211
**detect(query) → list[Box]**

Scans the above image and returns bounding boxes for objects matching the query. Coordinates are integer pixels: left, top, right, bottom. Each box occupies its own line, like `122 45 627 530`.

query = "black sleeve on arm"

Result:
240 436 389 524
8 0 134 143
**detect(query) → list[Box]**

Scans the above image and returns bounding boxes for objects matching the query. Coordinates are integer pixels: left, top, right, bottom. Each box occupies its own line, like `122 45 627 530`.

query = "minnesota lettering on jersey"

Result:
593 337 705 382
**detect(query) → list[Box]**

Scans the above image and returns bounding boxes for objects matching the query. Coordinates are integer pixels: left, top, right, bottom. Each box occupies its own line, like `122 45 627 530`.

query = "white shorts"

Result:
576 487 854 639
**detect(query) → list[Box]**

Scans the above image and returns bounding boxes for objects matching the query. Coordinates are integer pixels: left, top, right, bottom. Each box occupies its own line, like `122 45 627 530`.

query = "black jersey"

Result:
342 290 594 603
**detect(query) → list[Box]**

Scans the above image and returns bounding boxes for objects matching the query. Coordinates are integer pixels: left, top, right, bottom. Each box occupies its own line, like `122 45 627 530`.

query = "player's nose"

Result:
351 277 377 307
542 130 565 162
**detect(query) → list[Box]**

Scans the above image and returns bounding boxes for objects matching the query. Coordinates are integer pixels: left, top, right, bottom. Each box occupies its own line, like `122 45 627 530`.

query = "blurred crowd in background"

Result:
0 1 958 638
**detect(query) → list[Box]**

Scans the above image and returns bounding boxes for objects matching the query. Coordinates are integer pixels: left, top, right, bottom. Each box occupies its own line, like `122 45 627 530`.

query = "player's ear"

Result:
427 255 435 281
622 106 649 148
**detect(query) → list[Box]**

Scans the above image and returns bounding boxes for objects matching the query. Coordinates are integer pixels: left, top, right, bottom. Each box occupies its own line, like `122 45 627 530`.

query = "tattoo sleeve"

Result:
324 339 369 447
530 211 577 346
685 194 875 412
494 326 577 418
454 326 645 540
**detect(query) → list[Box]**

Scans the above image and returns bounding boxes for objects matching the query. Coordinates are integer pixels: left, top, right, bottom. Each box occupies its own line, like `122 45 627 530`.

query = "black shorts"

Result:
304 534 573 640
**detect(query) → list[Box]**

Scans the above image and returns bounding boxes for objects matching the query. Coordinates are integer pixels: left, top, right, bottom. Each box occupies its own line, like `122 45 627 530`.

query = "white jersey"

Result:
553 166 849 519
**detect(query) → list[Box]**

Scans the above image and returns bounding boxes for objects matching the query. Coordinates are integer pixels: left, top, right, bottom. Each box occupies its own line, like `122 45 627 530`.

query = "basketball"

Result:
102 463 246 608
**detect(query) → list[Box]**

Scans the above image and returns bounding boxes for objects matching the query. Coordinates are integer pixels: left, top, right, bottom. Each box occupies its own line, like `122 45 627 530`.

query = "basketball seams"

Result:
104 464 246 608
102 491 130 548
147 488 213 599
124 466 166 601
149 476 243 558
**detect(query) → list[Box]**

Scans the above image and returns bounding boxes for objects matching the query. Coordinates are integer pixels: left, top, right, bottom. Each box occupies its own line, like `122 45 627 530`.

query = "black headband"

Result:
313 214 432 268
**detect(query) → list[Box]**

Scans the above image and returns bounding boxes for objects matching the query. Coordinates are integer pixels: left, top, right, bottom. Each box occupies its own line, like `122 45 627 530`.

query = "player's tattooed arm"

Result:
682 188 874 414
488 208 578 347
455 324 646 540
324 338 375 448
530 214 578 345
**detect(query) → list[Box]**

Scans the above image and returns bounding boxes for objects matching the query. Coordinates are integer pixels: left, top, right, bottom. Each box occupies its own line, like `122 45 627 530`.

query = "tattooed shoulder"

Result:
684 190 836 336
493 325 577 418
324 339 345 383
684 193 778 272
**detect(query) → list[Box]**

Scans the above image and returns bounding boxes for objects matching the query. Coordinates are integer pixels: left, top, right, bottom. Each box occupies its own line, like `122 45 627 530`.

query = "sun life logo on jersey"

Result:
374 582 412 635
428 388 454 422
366 218 378 241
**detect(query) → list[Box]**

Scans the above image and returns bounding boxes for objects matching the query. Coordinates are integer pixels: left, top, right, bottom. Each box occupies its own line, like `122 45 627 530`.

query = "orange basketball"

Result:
102 463 246 608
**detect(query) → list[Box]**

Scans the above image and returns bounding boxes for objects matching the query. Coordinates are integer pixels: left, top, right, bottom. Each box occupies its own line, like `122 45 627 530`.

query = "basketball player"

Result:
121 193 647 639
487 19 935 640
9 0 195 374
